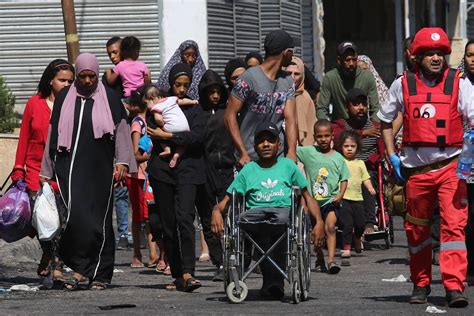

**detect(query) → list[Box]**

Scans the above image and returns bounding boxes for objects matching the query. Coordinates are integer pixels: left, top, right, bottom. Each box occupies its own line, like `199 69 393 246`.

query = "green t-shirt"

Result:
227 157 307 209
296 146 350 206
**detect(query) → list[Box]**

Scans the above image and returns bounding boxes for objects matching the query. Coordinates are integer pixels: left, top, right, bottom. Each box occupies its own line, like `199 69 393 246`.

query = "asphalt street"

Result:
0 217 473 315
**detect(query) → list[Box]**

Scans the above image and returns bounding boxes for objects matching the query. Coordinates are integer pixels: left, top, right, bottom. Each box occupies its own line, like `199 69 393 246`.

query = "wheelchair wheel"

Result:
292 281 301 304
297 209 311 301
226 281 248 303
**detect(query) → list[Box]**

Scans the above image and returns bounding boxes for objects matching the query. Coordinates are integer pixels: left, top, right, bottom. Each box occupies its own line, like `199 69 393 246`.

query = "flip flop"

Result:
163 265 171 275
165 279 184 291
89 281 107 291
155 261 167 273
130 262 145 268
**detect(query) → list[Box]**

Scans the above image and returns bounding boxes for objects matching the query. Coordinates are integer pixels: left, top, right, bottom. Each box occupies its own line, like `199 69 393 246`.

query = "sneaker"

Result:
315 260 328 273
116 235 128 250
409 285 431 304
327 261 341 274
212 266 224 282
446 290 468 308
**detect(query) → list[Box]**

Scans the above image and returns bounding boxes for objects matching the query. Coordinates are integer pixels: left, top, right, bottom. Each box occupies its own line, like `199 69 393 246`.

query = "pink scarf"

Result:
57 53 115 151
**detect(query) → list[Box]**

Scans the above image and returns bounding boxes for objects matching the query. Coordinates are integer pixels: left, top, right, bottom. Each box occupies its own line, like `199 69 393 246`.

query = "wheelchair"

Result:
222 188 312 303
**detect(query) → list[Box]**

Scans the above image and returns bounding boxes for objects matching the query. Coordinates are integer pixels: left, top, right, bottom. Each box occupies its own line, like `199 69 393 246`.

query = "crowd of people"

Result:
7 26 474 308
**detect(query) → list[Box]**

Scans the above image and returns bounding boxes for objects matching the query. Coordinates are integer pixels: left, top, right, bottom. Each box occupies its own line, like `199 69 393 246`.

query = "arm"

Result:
302 189 325 247
39 126 54 183
169 106 205 148
392 111 403 136
106 68 119 86
363 179 376 195
316 76 331 120
211 195 230 235
153 112 165 127
12 98 33 182
177 98 199 106
131 131 149 164
283 98 297 162
225 95 250 165
144 72 151 85
332 180 347 204
115 118 136 180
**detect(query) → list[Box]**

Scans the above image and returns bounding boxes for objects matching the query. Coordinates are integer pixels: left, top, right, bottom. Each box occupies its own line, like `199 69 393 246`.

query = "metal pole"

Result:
395 0 404 74
61 0 80 64
429 0 437 27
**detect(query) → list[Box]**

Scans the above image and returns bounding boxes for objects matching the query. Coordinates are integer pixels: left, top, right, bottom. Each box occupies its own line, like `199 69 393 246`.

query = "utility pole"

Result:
61 0 80 64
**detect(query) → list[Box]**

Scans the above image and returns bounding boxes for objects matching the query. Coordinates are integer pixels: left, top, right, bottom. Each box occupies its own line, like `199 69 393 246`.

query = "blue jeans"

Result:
115 186 129 237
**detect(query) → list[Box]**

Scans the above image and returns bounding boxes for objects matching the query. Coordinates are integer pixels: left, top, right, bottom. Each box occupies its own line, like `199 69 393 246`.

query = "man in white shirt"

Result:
378 27 473 308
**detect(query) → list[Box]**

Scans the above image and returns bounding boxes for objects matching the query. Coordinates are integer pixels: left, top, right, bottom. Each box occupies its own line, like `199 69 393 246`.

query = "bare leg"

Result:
131 221 144 267
146 223 159 265
325 211 338 263
159 144 171 157
199 231 210 262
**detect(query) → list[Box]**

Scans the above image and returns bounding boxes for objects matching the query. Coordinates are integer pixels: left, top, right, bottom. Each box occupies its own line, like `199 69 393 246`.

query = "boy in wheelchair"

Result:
211 122 324 299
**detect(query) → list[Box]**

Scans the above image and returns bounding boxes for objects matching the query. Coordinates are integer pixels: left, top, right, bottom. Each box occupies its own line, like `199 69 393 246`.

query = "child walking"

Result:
337 131 376 266
106 36 151 99
140 84 197 168
297 119 350 274
125 88 162 269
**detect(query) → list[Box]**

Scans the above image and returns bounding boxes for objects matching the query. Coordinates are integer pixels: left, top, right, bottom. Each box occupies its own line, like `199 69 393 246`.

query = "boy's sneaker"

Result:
315 260 328 273
327 261 341 274
116 235 128 250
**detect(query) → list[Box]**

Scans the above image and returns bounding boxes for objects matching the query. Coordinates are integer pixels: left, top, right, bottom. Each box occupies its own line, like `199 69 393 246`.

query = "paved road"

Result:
0 217 473 315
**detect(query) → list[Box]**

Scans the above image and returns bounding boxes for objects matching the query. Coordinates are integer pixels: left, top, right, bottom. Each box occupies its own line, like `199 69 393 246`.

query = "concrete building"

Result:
0 0 469 114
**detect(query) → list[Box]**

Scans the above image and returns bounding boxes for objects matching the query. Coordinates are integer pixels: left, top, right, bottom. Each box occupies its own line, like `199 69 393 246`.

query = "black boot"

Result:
409 285 431 304
446 290 468 308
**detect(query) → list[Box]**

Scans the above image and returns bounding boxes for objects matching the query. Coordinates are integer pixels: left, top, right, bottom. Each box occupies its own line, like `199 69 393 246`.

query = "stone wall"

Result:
0 133 18 190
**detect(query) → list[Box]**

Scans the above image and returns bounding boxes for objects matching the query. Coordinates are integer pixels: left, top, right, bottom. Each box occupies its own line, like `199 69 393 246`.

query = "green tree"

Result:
0 75 17 133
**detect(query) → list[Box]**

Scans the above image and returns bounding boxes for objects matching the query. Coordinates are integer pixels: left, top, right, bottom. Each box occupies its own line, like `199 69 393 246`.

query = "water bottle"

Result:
456 130 474 179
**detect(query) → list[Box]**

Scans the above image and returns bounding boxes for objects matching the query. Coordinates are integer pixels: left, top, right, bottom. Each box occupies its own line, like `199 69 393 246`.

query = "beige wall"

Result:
0 134 18 190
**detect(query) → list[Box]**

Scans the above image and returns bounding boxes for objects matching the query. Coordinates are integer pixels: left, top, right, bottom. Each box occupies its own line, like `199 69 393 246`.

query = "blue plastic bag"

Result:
0 180 32 242
138 134 153 155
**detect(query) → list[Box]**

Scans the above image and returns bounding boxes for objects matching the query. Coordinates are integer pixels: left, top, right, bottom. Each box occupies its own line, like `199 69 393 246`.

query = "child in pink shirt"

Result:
106 36 151 98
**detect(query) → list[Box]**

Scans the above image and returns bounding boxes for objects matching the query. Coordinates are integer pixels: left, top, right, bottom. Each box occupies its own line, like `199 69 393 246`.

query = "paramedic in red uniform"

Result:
378 27 473 308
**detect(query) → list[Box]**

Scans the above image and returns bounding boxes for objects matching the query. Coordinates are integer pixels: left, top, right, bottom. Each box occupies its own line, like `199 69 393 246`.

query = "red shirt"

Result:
14 94 51 192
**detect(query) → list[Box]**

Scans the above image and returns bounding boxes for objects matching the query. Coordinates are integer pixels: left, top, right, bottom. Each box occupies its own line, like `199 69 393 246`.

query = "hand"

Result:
286 151 297 163
147 126 171 140
11 168 25 184
389 153 406 183
362 126 381 138
311 221 325 248
114 164 128 182
368 187 376 196
237 154 251 170
211 208 224 236
39 176 49 186
332 194 343 205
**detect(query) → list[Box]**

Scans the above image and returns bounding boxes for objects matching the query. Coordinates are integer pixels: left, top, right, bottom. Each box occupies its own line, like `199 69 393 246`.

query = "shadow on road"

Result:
375 258 409 265
363 294 446 306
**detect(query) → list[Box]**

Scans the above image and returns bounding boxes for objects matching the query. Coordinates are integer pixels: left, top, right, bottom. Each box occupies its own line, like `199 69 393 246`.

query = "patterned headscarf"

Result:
156 40 206 100
357 55 388 105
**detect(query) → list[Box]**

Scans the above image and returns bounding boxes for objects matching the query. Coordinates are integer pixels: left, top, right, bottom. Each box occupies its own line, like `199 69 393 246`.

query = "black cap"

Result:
264 30 294 56
337 41 357 56
254 121 279 139
346 88 368 103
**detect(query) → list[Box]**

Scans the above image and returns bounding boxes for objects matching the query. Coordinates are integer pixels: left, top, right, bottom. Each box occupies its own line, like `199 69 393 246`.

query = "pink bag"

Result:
0 180 32 242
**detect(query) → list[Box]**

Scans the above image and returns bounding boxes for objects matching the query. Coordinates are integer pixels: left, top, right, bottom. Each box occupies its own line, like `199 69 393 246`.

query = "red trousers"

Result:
405 162 468 291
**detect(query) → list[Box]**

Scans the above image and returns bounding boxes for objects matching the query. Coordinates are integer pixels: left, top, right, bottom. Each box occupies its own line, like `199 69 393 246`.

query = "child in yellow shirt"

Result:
337 131 375 266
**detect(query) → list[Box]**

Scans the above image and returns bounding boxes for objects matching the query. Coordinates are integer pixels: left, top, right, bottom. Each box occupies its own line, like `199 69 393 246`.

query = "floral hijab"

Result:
156 40 206 100
357 55 388 105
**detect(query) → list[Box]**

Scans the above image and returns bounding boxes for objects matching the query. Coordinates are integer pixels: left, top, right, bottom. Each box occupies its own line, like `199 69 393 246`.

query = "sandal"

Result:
89 281 107 291
64 273 88 291
155 260 167 273
198 253 210 262
165 279 184 291
184 277 201 292
163 265 171 275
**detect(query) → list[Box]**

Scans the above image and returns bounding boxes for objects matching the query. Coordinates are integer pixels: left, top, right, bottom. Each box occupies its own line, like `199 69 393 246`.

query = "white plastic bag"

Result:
32 182 60 241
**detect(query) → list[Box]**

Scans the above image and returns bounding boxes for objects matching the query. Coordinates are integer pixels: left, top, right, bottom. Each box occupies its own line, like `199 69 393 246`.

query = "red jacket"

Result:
12 94 56 192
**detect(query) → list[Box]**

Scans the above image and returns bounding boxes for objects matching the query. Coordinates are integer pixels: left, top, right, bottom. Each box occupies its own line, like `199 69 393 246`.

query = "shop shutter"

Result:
0 0 160 114
207 0 314 81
